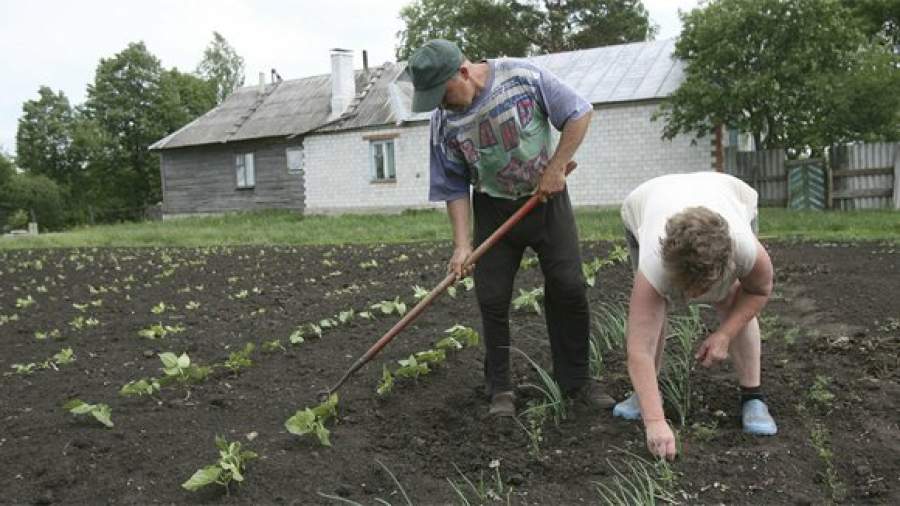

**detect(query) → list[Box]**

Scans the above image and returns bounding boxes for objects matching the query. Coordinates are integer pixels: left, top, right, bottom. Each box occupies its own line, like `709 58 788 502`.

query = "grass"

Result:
2 207 897 250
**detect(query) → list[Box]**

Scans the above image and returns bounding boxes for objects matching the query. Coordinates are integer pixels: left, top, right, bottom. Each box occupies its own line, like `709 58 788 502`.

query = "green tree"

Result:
15 87 78 186
0 150 13 189
396 0 655 60
84 42 168 208
842 0 900 45
656 0 892 151
3 172 65 230
196 32 246 103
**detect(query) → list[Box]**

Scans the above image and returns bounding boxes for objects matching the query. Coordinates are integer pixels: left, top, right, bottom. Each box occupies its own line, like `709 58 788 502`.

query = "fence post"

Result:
893 144 900 210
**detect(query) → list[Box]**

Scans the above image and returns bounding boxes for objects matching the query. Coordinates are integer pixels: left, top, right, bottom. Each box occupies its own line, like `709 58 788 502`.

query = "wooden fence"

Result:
724 142 900 209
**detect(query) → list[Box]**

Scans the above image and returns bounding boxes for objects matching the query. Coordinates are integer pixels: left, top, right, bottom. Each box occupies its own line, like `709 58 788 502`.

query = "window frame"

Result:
235 152 255 189
369 139 396 182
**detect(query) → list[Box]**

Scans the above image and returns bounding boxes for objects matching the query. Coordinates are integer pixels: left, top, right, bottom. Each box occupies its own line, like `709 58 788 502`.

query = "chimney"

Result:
329 48 355 120
363 50 369 74
258 72 265 94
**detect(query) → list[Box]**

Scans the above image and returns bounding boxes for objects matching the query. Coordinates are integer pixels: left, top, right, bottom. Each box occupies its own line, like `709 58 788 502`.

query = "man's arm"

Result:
446 196 472 278
539 110 591 198
696 241 774 367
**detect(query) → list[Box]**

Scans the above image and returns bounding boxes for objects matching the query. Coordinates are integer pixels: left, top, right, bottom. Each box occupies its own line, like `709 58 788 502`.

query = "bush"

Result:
6 209 29 230
3 173 65 231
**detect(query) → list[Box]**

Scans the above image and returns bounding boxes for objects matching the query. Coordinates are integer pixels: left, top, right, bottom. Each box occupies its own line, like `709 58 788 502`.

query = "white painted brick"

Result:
304 101 712 213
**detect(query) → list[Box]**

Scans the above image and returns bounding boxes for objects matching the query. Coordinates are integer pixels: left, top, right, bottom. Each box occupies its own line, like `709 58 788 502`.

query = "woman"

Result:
616 172 777 460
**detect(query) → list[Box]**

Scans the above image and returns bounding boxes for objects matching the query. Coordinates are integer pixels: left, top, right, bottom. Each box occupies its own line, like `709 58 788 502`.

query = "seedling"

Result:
285 393 339 446
594 451 676 505
222 343 255 374
512 287 544 314
63 399 114 428
337 309 355 324
437 325 480 350
395 355 430 380
414 349 446 366
16 295 36 309
185 301 201 310
448 459 512 504
51 347 75 365
808 375 835 409
371 297 407 316
376 365 394 396
516 401 547 459
412 285 429 301
120 378 161 397
359 259 379 269
460 276 475 291
159 352 211 386
514 347 567 425
151 302 168 314
261 339 286 353
138 323 185 339
182 436 258 494
8 363 38 375
520 255 539 270
660 306 704 427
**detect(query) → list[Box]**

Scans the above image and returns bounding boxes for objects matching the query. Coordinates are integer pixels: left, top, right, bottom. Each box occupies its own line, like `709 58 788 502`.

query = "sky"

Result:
0 0 701 155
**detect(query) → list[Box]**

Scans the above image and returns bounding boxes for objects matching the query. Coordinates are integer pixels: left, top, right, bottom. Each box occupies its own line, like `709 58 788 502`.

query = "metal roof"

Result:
151 39 684 149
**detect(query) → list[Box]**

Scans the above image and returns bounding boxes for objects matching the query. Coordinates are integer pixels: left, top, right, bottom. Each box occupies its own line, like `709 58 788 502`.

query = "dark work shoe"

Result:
567 381 616 411
488 391 516 417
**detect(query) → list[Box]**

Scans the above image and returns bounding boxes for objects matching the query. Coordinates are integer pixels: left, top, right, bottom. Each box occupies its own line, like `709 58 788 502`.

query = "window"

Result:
235 152 255 189
370 140 396 181
286 146 304 175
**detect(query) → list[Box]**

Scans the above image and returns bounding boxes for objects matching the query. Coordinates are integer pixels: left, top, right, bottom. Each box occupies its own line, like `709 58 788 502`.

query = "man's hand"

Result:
537 161 567 201
695 331 731 368
645 419 677 460
447 244 474 279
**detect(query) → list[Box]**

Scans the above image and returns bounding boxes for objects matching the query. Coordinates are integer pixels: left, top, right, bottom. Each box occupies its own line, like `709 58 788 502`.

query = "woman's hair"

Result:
660 206 734 292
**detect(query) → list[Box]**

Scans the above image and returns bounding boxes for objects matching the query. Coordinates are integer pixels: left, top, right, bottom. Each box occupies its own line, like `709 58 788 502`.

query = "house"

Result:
150 40 719 217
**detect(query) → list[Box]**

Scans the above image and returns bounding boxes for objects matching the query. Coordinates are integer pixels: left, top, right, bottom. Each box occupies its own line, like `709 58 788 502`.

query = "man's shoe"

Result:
612 393 642 420
489 391 516 417
742 399 777 435
567 381 616 410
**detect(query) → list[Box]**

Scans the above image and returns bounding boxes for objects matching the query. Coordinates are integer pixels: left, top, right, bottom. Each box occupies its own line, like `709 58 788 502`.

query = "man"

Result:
406 39 614 417
616 172 778 460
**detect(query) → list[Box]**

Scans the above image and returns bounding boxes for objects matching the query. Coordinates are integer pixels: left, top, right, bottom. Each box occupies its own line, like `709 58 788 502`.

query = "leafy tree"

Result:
15 87 78 186
0 150 13 189
396 0 655 60
3 172 65 230
160 68 217 128
84 42 168 208
656 0 896 151
196 32 246 103
842 0 900 45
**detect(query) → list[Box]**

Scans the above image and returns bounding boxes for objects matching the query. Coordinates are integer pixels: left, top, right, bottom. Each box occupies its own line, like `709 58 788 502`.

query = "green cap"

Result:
407 39 463 112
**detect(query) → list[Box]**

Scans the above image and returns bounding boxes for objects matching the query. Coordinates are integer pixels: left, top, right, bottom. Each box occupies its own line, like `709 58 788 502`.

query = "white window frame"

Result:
369 140 396 182
235 152 255 189
286 146 304 175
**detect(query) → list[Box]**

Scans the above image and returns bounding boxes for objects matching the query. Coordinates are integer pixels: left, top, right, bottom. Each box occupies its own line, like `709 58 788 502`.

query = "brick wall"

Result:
304 100 711 213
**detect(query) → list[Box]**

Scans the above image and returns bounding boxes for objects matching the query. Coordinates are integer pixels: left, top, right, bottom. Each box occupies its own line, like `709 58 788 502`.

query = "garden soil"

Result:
0 240 897 504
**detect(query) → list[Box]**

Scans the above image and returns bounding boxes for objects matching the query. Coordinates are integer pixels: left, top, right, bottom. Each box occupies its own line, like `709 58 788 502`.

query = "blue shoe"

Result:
612 393 641 420
742 399 777 435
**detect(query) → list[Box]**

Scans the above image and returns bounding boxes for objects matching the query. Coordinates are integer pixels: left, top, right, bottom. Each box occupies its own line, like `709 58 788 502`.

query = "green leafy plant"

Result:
412 285 429 301
512 287 543 314
520 255 539 270
159 352 211 386
182 435 258 494
516 401 547 460
808 375 835 409
284 393 339 446
337 309 355 324
395 355 430 380
8 363 38 375
414 349 446 366
138 322 185 339
120 378 161 397
16 295 36 309
51 347 75 365
63 399 114 428
222 343 255 374
359 259 379 269
262 339 286 353
436 325 480 351
151 301 168 314
377 365 394 396
447 459 513 504
371 297 407 316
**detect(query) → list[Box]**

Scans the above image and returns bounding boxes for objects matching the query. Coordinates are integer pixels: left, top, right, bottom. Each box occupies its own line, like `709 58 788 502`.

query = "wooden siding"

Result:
160 138 305 216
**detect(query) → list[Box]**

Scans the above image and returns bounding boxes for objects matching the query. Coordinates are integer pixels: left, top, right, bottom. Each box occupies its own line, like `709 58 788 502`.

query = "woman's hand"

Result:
645 419 677 460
